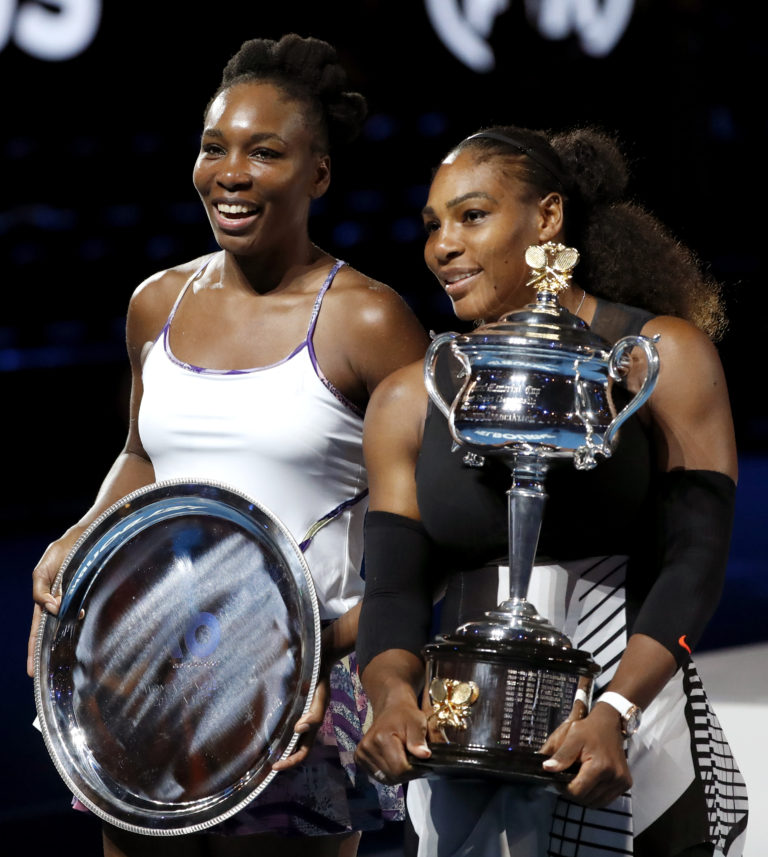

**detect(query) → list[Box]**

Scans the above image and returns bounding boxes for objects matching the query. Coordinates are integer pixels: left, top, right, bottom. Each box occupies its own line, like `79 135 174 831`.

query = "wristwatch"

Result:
598 691 642 736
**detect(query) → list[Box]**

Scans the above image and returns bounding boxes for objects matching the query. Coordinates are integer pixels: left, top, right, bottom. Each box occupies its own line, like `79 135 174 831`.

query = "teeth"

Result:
445 272 478 285
217 203 255 215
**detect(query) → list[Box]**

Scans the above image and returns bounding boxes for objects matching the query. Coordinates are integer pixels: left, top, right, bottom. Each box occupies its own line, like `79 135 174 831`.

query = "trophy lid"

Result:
453 243 611 357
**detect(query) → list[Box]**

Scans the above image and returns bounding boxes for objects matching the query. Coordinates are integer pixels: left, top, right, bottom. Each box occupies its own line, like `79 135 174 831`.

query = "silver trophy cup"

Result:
418 243 659 783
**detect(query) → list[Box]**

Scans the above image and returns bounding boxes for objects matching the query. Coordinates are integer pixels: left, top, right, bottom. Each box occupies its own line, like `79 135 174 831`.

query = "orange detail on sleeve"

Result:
678 634 692 654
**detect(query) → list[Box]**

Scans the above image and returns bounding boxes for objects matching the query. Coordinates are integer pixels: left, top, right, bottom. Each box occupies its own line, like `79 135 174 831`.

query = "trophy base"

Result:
421 633 600 785
409 745 578 785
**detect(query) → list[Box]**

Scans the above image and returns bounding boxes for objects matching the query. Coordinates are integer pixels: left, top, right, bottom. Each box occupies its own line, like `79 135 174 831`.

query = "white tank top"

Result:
138 258 367 619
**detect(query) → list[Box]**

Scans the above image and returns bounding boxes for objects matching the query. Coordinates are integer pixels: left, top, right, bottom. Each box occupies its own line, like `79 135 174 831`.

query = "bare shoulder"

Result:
642 316 727 402
364 359 428 510
365 359 428 437
331 263 398 296
331 265 425 331
641 314 721 362
639 316 736 476
127 254 215 345
130 254 213 313
321 264 428 394
371 359 427 403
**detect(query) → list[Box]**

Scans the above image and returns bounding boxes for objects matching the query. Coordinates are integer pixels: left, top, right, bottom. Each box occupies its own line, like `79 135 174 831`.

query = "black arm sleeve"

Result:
630 469 736 666
356 510 436 674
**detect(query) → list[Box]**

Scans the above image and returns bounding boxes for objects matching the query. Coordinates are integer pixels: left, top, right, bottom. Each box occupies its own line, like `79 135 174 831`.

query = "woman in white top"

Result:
28 33 428 857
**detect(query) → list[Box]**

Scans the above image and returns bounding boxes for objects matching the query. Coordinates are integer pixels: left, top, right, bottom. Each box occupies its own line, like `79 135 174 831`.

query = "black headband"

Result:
463 131 571 192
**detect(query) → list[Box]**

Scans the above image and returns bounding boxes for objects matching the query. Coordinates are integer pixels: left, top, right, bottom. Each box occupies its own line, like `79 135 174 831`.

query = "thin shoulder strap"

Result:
163 255 217 334
305 259 347 340
303 259 363 417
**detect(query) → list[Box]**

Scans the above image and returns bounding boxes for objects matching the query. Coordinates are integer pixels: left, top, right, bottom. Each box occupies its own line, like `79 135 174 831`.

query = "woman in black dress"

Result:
355 126 747 856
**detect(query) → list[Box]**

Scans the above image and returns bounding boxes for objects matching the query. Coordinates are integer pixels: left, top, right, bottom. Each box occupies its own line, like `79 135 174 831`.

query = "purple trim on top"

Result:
160 257 352 379
160 255 256 374
305 261 364 419
298 488 370 552
163 324 306 375
306 258 346 340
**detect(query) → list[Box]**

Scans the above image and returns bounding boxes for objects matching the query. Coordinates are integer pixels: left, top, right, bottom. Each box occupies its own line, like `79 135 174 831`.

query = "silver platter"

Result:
34 479 320 835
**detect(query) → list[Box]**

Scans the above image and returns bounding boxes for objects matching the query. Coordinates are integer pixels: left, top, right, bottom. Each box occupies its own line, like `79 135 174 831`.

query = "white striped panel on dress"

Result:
685 663 748 854
525 557 636 855
548 794 633 856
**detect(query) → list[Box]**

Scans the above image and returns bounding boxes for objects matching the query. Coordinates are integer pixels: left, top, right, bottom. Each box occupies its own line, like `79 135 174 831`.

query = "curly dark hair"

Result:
207 34 367 153
453 126 727 340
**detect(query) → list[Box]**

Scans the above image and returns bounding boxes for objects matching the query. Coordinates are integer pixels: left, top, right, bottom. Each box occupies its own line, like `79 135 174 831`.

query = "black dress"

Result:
406 299 748 857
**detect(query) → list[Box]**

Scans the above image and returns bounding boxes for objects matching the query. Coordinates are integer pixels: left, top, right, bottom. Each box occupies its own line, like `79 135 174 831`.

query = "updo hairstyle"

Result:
209 33 367 154
455 126 727 340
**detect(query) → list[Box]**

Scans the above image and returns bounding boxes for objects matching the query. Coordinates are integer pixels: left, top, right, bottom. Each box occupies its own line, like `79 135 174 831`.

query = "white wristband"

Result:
598 691 642 736
598 691 634 717
574 688 590 708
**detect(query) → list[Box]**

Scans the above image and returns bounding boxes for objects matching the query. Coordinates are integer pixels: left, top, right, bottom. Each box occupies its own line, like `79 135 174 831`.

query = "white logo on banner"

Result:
425 0 635 71
0 0 101 61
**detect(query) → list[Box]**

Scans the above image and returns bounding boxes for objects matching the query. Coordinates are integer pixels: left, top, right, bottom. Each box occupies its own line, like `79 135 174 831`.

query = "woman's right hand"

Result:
540 702 632 807
355 688 432 784
27 525 86 677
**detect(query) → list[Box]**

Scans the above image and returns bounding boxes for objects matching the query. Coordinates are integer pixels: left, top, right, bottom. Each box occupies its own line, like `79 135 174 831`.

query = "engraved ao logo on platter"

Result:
66 516 303 801
35 481 321 832
171 611 223 664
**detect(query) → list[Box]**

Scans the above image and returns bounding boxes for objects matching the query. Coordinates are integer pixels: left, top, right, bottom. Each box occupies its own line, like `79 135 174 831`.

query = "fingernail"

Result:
542 759 557 769
44 601 58 613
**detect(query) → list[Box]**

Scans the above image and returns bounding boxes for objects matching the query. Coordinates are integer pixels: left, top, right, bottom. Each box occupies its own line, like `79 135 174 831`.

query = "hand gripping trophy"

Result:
420 242 660 782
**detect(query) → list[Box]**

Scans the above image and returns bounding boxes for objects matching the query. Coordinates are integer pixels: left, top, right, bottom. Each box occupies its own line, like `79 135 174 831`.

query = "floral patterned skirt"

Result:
211 652 404 837
73 652 404 838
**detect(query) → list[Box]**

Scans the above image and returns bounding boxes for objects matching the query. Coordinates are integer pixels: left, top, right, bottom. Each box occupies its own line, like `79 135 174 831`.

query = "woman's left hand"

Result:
539 702 632 807
271 674 330 771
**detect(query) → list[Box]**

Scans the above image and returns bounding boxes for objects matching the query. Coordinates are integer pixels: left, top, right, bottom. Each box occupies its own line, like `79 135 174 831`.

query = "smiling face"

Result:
422 148 563 322
193 81 330 262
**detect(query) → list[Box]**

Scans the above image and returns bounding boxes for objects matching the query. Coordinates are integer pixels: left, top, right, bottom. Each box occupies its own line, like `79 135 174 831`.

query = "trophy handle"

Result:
424 332 464 421
574 334 660 470
603 334 660 452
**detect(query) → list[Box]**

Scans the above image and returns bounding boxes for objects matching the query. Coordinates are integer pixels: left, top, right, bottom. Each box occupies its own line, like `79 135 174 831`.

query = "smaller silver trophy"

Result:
419 242 659 782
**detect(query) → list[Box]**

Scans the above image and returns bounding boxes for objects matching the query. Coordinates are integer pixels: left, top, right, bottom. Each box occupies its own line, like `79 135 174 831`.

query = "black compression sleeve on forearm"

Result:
631 469 736 666
356 511 435 674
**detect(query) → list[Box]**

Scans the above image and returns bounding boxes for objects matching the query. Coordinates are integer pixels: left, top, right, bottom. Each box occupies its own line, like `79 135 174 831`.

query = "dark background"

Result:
2 1 765 853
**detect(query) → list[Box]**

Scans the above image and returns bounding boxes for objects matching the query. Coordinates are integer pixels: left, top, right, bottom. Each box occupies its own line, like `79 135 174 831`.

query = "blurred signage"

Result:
425 0 635 71
0 0 101 60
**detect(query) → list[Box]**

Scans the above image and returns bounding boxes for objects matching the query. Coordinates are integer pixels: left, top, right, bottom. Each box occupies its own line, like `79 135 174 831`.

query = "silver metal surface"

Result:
424 306 659 470
34 479 320 835
424 242 660 621
419 244 659 779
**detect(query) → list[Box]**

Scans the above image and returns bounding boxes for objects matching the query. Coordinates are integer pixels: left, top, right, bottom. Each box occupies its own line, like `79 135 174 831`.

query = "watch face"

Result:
624 706 642 736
